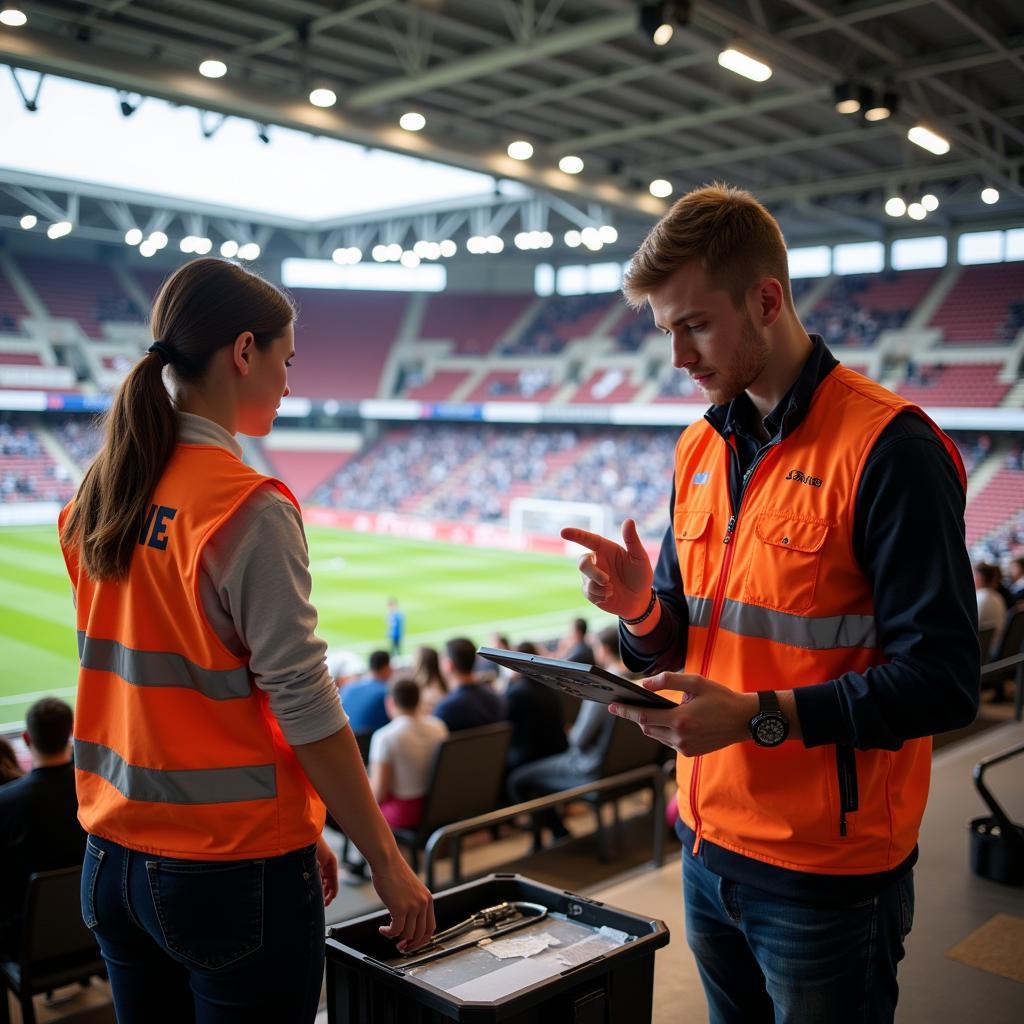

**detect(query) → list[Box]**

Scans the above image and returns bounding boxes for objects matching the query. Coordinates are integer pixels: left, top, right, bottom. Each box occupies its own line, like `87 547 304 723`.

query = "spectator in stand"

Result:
559 617 595 665
0 736 24 785
503 641 569 777
412 645 448 715
434 637 506 732
1007 556 1024 604
975 562 1007 657
506 626 623 840
368 678 448 831
0 698 86 957
339 650 393 733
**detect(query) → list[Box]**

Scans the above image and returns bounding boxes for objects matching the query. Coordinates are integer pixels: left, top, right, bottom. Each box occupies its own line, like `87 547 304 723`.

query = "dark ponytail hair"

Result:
61 258 295 581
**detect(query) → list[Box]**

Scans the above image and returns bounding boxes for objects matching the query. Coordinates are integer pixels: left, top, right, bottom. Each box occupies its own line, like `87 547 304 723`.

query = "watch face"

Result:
755 715 787 746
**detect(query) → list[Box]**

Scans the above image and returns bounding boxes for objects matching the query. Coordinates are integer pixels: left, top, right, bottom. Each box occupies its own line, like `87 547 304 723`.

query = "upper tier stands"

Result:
19 256 142 339
931 263 1024 344
419 294 534 354
464 369 558 402
403 369 471 401
894 363 1012 407
804 269 940 348
53 417 102 469
0 263 29 334
569 368 641 403
286 289 408 400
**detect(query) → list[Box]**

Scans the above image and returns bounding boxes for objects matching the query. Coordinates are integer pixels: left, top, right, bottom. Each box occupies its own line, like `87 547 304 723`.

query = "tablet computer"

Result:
477 647 676 709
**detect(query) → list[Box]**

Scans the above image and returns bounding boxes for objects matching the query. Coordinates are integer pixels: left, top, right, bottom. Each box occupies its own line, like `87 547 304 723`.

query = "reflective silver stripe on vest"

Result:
74 738 276 805
685 595 713 628
718 599 877 651
78 632 251 701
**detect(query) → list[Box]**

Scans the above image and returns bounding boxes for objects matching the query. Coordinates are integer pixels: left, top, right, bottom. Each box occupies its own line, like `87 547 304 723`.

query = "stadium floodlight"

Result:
598 225 618 244
19 214 37 230
884 196 906 217
413 240 432 258
0 5 27 27
399 111 426 131
198 58 227 79
559 155 584 174
907 124 950 155
649 178 673 198
580 226 603 251
466 235 486 254
387 243 403 261
124 228 143 245
149 231 168 250
238 242 261 260
220 239 240 258
921 193 939 212
718 46 772 83
194 237 213 255
371 244 389 262
538 231 554 248
180 236 197 253
507 140 534 161
309 86 337 108
439 239 457 257
564 229 582 248
139 240 158 258
424 242 441 260
400 250 421 268
639 3 686 46
833 82 866 115
46 221 73 240
514 232 532 250
906 202 926 221
981 186 1000 205
486 235 505 253
864 91 898 122
333 246 362 264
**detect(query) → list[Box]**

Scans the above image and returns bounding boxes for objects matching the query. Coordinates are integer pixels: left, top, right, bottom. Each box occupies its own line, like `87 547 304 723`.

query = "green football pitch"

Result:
0 524 609 730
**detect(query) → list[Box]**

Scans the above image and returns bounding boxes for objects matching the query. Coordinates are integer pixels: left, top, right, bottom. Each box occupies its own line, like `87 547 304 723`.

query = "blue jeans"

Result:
81 835 325 1024
683 851 914 1024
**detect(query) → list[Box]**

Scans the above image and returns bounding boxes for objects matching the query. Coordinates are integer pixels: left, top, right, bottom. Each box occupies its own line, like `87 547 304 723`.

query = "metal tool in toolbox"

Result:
393 901 549 968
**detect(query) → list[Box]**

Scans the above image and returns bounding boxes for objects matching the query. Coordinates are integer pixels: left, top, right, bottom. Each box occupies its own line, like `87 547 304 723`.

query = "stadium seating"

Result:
419 293 534 354
262 449 353 502
894 363 1012 407
0 423 75 503
403 369 471 401
287 289 407 400
18 256 141 339
502 294 616 355
463 369 559 402
569 368 641 403
931 263 1024 344
803 269 940 348
965 461 1024 548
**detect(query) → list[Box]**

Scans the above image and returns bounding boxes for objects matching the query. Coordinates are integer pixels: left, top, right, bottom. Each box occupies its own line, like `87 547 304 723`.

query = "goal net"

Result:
509 497 613 540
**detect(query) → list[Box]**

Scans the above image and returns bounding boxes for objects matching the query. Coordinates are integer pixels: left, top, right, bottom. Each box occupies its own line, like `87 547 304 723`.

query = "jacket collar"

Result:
704 335 837 443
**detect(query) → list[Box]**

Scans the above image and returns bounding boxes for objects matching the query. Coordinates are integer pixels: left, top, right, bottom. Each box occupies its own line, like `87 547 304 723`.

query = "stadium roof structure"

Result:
1 0 1023 257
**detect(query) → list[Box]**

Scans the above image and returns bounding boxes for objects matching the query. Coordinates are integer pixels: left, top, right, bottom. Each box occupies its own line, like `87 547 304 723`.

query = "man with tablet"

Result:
561 184 979 1024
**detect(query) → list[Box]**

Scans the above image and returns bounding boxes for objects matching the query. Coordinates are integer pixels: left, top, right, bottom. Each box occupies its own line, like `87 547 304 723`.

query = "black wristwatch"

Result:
749 691 789 747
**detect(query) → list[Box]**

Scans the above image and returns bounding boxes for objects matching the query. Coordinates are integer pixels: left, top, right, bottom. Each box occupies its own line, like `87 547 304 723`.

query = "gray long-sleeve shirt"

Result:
181 412 347 746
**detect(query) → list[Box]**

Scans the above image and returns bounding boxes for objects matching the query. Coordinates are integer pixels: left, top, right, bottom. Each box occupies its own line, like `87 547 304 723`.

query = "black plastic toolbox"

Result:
326 872 670 1023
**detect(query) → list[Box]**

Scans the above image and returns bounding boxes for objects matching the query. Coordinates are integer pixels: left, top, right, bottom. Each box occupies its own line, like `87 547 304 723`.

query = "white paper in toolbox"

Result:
479 931 561 960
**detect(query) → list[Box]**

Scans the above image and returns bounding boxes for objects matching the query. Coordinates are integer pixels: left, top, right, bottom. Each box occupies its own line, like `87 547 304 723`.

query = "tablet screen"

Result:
477 647 675 709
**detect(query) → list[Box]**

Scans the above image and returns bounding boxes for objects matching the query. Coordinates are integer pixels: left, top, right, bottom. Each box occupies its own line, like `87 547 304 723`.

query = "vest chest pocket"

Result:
743 513 831 615
674 508 713 595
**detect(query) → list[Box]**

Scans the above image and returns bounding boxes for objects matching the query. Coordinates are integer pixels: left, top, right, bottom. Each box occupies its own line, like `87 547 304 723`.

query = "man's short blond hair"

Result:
622 182 793 312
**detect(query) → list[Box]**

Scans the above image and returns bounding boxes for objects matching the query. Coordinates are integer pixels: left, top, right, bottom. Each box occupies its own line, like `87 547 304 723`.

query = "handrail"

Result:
980 650 1024 722
422 764 668 891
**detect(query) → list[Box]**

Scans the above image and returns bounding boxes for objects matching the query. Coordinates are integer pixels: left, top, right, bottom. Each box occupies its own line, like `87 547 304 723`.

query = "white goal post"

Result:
509 496 613 540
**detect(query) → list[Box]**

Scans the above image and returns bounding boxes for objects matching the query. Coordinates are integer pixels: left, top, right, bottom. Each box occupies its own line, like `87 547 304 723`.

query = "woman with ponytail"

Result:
59 258 433 1023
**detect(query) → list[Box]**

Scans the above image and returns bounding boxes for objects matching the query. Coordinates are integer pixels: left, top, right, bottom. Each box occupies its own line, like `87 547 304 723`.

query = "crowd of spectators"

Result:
96 294 144 324
0 421 74 503
500 294 611 356
487 366 554 398
1002 298 1024 342
803 275 911 348
53 416 103 469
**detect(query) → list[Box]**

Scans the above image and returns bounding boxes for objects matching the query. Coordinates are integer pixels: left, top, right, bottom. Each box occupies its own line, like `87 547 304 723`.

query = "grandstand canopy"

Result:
1 0 1023 254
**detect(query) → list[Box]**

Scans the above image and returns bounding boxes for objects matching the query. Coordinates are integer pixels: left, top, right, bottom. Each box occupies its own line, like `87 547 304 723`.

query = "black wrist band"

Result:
621 589 658 625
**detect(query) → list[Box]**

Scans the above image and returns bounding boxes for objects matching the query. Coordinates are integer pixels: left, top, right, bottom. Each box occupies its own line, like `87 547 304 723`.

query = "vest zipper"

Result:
835 745 859 837
689 434 781 855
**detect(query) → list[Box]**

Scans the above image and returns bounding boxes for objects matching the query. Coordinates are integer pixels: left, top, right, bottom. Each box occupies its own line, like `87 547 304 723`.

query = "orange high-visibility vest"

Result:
59 443 326 860
670 365 965 875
